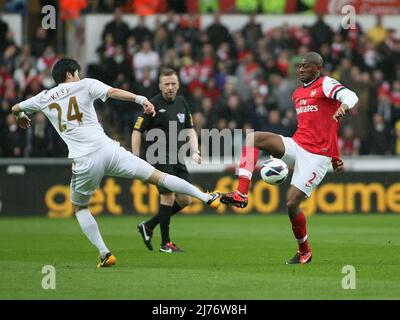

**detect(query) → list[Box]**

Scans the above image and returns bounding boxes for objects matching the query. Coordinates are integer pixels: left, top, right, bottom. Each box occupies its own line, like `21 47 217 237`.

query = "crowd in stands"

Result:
1 4 400 158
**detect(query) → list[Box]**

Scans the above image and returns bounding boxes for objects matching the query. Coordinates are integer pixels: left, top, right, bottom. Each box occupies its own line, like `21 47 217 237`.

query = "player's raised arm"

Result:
106 87 156 117
322 77 359 122
332 89 359 122
11 90 45 129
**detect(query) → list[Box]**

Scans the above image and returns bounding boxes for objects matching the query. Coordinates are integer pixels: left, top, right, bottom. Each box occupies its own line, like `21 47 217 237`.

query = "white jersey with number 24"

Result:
19 78 112 159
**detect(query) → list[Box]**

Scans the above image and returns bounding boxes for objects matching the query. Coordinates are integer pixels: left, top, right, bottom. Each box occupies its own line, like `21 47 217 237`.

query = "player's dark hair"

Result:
159 68 178 79
304 52 324 67
52 58 81 85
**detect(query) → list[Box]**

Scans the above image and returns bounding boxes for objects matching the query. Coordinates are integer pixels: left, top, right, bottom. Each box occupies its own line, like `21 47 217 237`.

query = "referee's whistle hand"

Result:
143 100 156 117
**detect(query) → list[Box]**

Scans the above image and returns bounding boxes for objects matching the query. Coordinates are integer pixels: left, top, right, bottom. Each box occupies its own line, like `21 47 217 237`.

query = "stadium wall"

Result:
1 158 400 217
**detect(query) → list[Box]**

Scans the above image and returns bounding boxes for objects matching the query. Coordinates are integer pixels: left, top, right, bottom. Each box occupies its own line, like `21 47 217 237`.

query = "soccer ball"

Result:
260 158 289 185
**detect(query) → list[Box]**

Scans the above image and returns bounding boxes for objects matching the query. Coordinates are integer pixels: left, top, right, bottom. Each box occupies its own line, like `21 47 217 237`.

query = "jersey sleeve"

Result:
322 76 358 109
19 91 46 113
84 78 112 102
133 111 152 133
322 76 345 99
183 97 194 129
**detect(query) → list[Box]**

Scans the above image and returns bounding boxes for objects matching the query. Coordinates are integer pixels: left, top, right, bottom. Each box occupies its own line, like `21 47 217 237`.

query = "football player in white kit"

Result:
11 59 221 267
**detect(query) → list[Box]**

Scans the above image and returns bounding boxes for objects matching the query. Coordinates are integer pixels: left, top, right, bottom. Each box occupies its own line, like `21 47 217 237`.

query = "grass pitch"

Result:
0 214 399 299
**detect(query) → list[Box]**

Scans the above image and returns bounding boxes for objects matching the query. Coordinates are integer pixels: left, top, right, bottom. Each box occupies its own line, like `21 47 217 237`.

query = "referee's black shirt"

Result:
133 93 194 166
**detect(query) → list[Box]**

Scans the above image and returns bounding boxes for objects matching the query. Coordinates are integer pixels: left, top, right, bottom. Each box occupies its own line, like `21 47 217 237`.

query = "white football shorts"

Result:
70 140 155 206
280 136 331 197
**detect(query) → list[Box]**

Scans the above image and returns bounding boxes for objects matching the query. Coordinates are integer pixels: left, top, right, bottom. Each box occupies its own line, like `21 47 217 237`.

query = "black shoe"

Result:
220 192 248 208
286 251 312 264
159 242 183 253
137 221 153 251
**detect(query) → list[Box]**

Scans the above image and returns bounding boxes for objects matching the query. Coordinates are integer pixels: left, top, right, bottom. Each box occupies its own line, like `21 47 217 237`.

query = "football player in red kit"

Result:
220 52 359 264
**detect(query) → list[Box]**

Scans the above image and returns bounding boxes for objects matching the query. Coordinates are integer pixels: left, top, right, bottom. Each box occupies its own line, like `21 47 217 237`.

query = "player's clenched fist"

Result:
143 100 156 117
16 113 31 129
332 104 349 122
331 158 344 172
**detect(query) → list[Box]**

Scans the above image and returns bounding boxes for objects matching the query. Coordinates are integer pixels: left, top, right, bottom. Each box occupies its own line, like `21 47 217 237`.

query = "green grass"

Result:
0 214 399 299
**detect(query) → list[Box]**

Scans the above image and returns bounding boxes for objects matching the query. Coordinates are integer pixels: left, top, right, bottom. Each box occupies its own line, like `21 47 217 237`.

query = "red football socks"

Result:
290 212 311 253
237 146 260 195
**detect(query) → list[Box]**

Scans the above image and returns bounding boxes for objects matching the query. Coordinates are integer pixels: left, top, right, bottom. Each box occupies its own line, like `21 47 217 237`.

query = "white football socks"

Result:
75 209 109 258
159 173 210 203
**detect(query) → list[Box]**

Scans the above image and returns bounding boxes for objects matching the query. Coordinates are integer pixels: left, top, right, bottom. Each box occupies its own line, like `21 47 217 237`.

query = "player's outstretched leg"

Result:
221 131 285 208
143 168 221 208
74 206 116 267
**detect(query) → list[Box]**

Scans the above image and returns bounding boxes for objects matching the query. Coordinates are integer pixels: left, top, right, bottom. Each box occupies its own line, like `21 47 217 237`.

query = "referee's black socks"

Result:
159 204 172 245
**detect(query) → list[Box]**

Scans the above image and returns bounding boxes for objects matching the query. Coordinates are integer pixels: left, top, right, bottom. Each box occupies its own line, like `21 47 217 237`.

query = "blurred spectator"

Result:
282 109 297 136
236 52 262 101
1 114 25 157
180 14 201 47
368 113 392 155
195 96 217 129
1 33 19 72
104 44 132 83
153 26 169 58
133 39 160 81
14 44 36 70
219 94 245 130
242 14 263 51
203 78 221 102
161 11 178 46
131 15 153 45
125 35 139 62
0 18 8 53
31 28 50 58
26 113 55 157
36 46 58 73
339 125 361 156
13 61 37 94
309 14 333 50
132 67 158 98
163 48 181 70
102 7 130 46
367 15 387 47
264 109 290 136
268 73 295 112
247 94 268 131
97 33 116 62
206 13 230 50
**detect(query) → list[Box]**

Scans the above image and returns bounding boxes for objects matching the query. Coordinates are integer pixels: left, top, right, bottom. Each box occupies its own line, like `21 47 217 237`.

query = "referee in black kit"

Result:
132 68 201 253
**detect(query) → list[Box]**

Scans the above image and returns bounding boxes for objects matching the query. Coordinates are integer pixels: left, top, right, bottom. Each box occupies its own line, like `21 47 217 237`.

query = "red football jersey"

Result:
292 76 345 160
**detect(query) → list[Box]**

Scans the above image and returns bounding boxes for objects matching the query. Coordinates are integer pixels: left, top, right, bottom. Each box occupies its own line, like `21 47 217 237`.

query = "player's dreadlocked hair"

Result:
52 58 81 85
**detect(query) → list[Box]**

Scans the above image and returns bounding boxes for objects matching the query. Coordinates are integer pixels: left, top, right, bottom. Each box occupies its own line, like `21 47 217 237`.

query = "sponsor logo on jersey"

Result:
295 105 318 114
310 89 317 97
177 113 185 123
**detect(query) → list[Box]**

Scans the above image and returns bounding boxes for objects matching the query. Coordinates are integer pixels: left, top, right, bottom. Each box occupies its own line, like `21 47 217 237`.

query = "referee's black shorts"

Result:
154 163 191 194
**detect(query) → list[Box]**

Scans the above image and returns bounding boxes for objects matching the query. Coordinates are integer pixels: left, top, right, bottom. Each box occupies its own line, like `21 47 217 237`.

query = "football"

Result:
260 158 289 185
